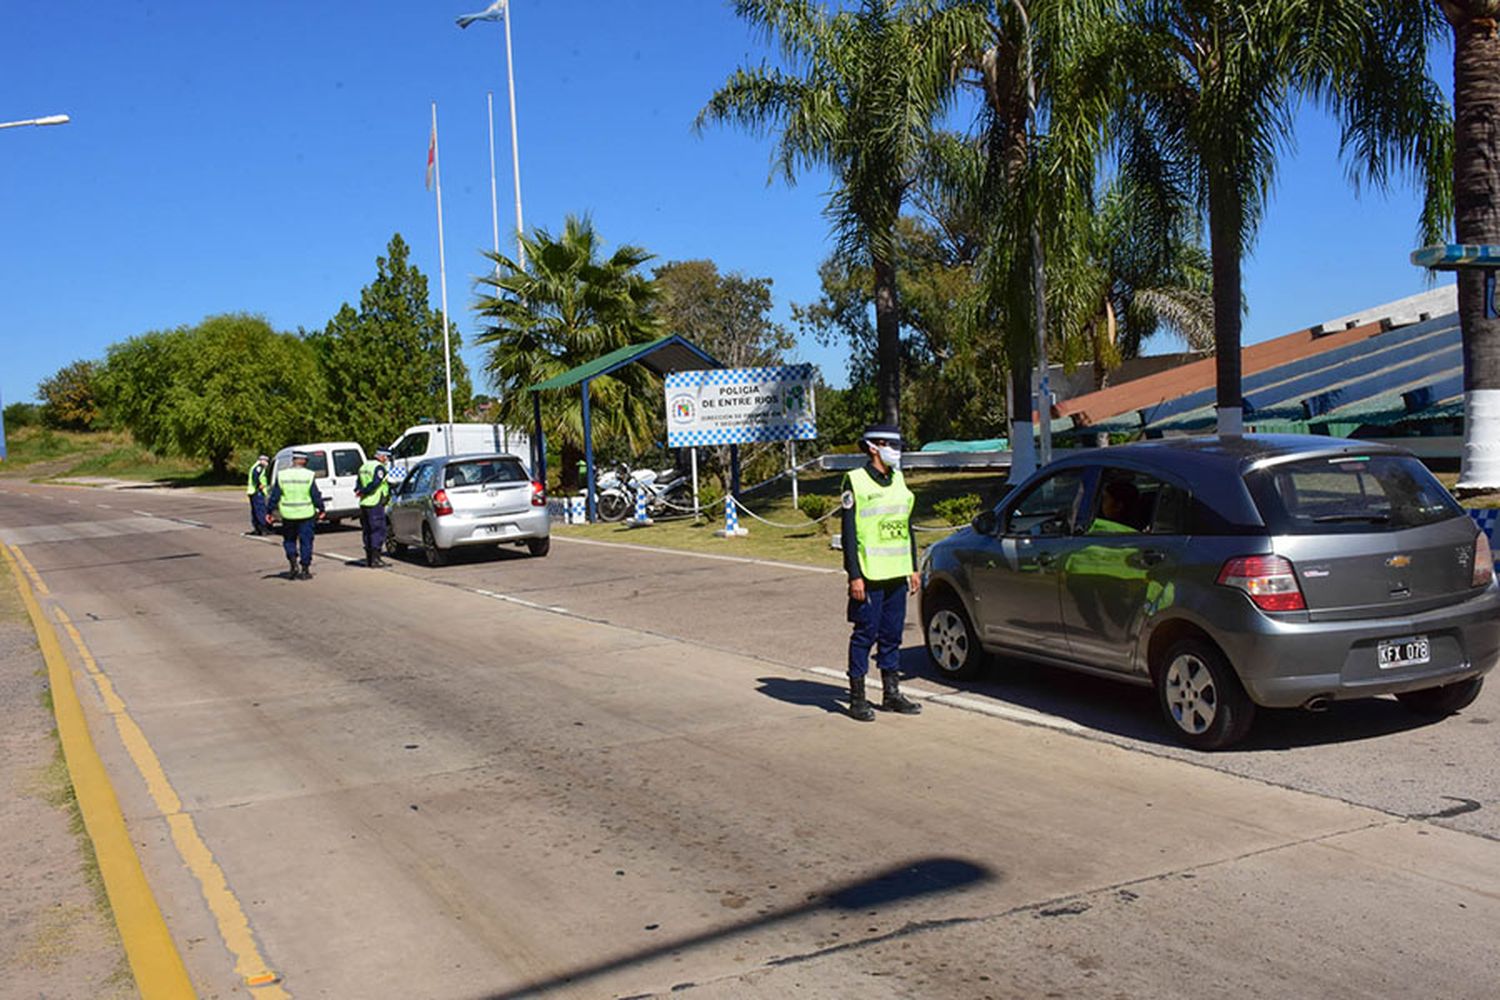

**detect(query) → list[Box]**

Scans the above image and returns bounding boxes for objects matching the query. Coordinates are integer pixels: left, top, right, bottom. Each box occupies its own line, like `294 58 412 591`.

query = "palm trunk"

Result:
1207 172 1245 435
1449 2 1500 489
872 250 902 427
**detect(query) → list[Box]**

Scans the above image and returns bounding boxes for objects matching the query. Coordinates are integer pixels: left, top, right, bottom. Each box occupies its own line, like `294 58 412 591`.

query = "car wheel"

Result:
597 491 629 522
924 591 984 680
526 537 551 558
1155 638 1255 750
1395 677 1483 717
384 535 407 556
422 523 448 567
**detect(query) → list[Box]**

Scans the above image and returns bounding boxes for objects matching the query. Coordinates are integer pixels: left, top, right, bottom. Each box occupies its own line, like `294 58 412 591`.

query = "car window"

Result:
1151 483 1191 535
409 464 435 495
1085 469 1152 535
333 449 363 477
1245 454 1462 534
444 458 526 487
1004 469 1086 537
305 451 329 477
393 432 428 460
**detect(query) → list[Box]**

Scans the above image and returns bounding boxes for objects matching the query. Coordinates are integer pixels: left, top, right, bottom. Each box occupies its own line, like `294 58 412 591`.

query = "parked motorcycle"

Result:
596 462 693 521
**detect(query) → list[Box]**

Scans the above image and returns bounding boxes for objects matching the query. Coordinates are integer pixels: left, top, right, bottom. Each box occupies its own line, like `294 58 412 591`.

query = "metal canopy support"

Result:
581 378 597 522
531 391 546 488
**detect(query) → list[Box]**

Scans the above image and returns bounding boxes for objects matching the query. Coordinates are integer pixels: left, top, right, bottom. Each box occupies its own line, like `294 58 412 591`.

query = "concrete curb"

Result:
2 544 196 999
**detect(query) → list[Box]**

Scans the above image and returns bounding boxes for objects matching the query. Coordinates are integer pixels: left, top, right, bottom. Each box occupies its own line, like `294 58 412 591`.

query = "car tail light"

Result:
432 489 453 517
530 480 547 507
1476 532 1495 588
1217 555 1306 612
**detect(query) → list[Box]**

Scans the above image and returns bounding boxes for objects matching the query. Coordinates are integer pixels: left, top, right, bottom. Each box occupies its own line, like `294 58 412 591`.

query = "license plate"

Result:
1377 635 1430 669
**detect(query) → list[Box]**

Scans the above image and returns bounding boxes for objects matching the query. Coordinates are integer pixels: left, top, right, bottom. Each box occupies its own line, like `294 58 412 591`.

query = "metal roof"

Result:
526 335 722 392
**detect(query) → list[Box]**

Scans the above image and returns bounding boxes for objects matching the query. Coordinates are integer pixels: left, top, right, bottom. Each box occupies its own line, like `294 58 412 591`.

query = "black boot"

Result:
299 564 313 580
881 671 922 714
848 676 875 722
287 556 299 579
364 547 375 567
371 551 388 568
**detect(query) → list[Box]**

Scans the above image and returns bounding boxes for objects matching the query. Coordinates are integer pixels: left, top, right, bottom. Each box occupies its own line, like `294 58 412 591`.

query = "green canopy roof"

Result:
526 335 721 392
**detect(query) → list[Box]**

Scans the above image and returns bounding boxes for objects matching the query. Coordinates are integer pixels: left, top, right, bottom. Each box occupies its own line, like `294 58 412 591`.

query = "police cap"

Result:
861 423 903 446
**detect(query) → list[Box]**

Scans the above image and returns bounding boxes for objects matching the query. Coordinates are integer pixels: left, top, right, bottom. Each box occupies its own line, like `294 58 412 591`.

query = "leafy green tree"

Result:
37 360 103 430
474 215 661 490
700 0 982 426
98 328 192 455
1108 0 1451 433
651 260 794 368
3 400 41 430
308 233 472 450
1441 0 1500 489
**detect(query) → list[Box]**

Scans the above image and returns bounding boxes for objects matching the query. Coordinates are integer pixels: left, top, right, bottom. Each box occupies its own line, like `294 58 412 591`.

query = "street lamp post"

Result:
0 114 70 130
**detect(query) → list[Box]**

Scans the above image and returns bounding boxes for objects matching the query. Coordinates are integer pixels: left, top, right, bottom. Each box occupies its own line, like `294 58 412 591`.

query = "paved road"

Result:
3 479 1498 998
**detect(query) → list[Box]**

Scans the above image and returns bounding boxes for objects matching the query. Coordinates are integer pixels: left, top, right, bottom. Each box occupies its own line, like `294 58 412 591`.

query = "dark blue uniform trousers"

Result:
282 518 316 567
249 494 268 533
359 505 387 551
847 579 907 679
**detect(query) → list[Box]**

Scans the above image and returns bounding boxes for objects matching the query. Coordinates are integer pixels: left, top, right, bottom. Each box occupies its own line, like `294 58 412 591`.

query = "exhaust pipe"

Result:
1302 695 1332 713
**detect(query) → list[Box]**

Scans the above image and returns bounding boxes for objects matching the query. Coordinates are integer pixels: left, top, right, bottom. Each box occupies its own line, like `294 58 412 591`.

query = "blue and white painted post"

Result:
715 494 748 538
630 485 653 527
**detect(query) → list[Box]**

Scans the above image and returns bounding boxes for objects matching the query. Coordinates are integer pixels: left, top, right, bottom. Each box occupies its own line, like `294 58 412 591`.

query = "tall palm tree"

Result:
1111 1 1451 434
1440 0 1500 489
473 215 661 489
699 0 982 426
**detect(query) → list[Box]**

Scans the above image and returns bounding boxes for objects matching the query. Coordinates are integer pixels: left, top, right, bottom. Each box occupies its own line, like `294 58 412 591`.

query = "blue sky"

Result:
2 1 1455 413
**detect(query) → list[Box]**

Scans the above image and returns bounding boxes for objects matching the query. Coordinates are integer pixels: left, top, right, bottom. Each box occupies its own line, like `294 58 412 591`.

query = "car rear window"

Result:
1244 454 1462 534
443 458 528 488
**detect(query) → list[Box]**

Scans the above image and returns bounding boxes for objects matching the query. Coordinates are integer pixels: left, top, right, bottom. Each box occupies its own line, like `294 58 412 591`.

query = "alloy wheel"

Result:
927 609 970 674
1163 653 1217 735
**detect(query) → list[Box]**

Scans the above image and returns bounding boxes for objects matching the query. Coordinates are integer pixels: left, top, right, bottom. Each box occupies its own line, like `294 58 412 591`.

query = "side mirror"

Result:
971 510 999 536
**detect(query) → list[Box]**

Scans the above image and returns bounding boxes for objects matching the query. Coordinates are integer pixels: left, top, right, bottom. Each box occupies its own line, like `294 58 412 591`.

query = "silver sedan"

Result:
386 453 550 566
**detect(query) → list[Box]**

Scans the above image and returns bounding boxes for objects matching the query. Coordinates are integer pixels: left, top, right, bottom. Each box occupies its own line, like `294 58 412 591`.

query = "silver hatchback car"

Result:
920 435 1499 749
386 453 550 566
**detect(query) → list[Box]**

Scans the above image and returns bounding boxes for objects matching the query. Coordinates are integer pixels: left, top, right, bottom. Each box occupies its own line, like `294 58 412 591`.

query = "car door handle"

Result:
1141 550 1165 566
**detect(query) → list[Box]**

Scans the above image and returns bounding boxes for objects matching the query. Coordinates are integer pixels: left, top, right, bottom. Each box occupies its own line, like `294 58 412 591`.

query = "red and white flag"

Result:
425 123 436 191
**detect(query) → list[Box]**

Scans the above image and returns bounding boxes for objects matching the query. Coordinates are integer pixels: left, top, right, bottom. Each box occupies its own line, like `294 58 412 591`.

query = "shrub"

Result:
933 493 982 526
797 493 836 532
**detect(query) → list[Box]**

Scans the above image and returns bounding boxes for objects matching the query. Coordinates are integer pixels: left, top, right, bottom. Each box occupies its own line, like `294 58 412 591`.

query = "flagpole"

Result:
486 90 500 281
431 101 455 426
501 0 525 269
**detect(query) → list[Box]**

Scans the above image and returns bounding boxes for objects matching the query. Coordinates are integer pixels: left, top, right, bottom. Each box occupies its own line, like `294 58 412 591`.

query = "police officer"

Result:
841 423 922 721
265 451 325 580
355 447 392 567
245 454 271 535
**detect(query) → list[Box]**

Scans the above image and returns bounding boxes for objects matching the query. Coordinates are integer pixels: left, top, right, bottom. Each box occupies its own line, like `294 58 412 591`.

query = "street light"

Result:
0 113 70 130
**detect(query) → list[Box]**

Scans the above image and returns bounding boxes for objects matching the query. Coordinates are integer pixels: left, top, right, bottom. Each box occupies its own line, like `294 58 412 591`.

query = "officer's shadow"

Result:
754 676 846 714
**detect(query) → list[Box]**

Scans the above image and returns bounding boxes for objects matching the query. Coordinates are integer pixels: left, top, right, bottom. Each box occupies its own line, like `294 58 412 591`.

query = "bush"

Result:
933 493 982 526
3 401 41 430
797 493 836 533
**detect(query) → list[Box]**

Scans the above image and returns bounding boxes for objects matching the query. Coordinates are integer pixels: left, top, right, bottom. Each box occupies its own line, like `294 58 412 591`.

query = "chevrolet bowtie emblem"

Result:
1386 554 1411 568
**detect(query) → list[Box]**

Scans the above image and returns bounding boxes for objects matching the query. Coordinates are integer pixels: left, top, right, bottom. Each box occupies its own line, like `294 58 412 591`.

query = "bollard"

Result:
629 486 654 527
715 495 749 538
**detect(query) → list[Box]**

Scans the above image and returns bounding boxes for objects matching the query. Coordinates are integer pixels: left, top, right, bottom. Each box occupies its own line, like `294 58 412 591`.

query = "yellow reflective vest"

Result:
845 466 915 580
246 462 268 497
357 460 389 507
275 467 317 520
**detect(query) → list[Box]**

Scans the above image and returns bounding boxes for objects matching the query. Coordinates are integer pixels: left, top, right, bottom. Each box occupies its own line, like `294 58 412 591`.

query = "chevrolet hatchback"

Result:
919 435 1499 749
386 453 549 565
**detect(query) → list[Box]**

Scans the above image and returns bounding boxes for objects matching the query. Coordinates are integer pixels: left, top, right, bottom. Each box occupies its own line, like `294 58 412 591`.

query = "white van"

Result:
271 441 367 524
386 423 532 485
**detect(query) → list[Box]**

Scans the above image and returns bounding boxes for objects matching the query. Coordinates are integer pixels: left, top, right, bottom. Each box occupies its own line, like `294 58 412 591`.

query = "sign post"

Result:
665 364 819 537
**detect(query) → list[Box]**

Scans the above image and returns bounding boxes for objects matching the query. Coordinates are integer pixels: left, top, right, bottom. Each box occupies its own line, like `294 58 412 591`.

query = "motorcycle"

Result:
595 462 694 522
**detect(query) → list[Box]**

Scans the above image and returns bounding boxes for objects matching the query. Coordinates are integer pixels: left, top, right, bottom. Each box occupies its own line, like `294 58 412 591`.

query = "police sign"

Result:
664 365 818 447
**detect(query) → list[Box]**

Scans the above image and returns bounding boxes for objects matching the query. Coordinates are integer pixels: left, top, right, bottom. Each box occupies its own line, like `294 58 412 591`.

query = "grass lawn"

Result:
554 468 1007 568
0 427 242 488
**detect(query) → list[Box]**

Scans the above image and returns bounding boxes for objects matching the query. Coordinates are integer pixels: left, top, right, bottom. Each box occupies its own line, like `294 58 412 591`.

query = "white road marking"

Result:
0 516 195 546
97 503 113 509
66 499 80 505
553 533 842 574
807 666 1086 734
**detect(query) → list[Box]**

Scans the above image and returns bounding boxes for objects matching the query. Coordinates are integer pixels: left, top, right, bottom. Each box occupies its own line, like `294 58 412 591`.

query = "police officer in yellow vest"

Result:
245 453 271 535
841 423 922 721
355 447 392 568
265 451 326 580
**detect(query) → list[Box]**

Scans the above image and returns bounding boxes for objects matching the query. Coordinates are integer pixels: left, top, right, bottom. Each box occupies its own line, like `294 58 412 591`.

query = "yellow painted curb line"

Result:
3 543 196 998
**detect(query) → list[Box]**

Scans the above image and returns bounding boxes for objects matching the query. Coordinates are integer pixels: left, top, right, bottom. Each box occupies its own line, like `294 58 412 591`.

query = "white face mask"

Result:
876 444 902 469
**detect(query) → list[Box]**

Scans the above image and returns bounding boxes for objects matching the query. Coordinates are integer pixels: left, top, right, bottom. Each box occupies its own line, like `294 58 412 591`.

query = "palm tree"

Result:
473 216 661 490
699 0 982 426
1110 1 1451 434
1440 0 1500 490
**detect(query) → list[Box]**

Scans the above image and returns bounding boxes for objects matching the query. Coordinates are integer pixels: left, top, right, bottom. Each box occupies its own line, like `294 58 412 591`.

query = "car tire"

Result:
422 523 448 567
597 491 629 522
1395 676 1483 717
1155 638 1255 750
923 591 985 680
384 535 407 557
526 537 551 558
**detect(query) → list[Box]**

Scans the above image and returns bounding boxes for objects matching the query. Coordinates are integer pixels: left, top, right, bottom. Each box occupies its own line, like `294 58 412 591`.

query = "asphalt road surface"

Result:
3 480 1497 999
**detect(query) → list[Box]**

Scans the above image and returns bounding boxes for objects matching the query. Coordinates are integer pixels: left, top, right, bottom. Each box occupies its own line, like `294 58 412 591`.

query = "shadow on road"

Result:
478 857 997 999
754 676 846 714
900 646 1450 752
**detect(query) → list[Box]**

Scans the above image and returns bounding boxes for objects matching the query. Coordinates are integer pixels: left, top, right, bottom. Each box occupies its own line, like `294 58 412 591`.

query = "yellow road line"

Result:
11 544 49 595
2 544 195 999
54 605 288 999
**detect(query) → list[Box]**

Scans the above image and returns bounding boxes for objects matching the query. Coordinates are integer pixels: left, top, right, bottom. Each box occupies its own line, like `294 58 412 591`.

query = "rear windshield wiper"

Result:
1311 513 1390 524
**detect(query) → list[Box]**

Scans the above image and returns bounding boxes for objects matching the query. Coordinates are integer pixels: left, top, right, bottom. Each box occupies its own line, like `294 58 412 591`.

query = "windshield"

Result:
1245 454 1462 534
